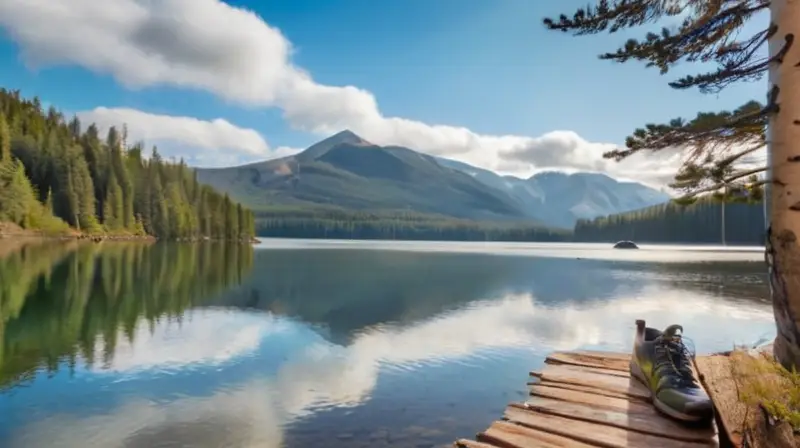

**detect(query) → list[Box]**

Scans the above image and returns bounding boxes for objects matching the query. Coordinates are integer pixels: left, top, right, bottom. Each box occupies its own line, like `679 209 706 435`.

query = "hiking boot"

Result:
629 320 713 422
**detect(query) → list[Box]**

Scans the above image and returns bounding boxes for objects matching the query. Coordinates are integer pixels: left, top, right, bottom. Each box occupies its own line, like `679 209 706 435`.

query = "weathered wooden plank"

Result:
453 439 499 448
571 350 632 361
504 405 716 448
695 355 745 447
530 364 649 400
529 384 651 412
519 394 716 443
528 381 643 402
540 362 630 379
545 351 630 372
477 420 596 448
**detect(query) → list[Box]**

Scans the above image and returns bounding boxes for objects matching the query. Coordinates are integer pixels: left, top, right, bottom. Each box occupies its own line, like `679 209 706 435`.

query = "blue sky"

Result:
0 0 768 184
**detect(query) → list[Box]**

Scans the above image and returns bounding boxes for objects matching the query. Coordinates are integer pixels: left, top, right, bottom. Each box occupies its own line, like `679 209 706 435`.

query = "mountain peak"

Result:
326 129 371 146
298 129 373 160
331 129 358 138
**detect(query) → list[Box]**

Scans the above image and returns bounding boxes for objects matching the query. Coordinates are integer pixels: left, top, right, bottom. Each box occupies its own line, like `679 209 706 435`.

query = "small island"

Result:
613 240 639 249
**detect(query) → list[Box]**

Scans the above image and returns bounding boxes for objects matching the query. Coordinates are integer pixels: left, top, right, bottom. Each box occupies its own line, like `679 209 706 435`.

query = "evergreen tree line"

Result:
255 209 571 242
0 241 254 389
0 89 255 240
254 201 769 245
574 199 766 245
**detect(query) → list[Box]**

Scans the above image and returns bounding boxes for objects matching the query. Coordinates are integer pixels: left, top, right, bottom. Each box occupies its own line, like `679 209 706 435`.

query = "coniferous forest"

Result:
254 200 767 245
254 208 572 242
574 199 766 245
0 89 255 241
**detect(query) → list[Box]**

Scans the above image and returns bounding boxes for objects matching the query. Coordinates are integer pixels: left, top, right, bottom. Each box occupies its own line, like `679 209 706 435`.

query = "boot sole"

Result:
629 360 710 423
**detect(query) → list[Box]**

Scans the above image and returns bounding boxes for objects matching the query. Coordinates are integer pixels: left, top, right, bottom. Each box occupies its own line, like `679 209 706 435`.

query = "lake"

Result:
0 239 775 448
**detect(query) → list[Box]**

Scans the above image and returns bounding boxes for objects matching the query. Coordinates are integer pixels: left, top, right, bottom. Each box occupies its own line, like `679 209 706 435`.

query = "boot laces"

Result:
654 325 697 388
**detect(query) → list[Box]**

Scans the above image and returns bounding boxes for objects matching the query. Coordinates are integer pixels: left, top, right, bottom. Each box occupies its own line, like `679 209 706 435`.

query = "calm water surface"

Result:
0 239 775 448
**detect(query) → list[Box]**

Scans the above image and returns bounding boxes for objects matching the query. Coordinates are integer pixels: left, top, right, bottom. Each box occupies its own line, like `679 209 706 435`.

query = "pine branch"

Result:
601 1 769 67
543 1 771 92
543 0 688 35
671 29 793 93
604 101 767 200
675 165 767 200
603 100 766 162
716 142 765 168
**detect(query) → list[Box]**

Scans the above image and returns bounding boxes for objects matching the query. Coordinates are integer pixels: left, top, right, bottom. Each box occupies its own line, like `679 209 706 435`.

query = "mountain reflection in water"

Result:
0 240 774 448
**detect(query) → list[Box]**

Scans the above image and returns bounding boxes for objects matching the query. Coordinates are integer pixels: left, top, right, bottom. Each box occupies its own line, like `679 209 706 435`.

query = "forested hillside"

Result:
255 207 570 241
573 199 765 245
0 89 254 240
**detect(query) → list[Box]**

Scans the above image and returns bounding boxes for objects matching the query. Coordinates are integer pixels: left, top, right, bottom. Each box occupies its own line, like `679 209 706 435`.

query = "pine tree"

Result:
149 169 169 237
223 194 233 239
245 209 255 240
166 182 185 238
0 160 31 225
197 187 210 238
104 171 123 231
81 124 107 219
45 188 53 215
62 166 79 229
107 127 134 228
69 149 100 233
67 116 81 142
237 203 245 241
133 214 146 236
0 112 10 163
543 0 800 370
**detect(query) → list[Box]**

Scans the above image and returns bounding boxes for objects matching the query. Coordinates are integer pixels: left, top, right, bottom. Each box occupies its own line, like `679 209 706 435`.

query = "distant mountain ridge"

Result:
436 158 670 228
196 130 670 228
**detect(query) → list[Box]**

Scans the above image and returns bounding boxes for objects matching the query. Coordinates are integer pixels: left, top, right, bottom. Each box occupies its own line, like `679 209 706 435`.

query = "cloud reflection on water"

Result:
10 284 774 448
92 311 287 374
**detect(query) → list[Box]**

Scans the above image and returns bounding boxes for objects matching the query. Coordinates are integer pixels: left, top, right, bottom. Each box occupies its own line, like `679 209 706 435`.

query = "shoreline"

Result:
0 222 259 245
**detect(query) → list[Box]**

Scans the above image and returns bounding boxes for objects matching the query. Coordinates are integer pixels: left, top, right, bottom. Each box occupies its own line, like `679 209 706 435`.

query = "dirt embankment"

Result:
0 222 259 244
0 222 156 242
698 346 799 448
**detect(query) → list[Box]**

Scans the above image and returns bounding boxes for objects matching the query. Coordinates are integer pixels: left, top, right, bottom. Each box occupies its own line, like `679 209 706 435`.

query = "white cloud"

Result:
75 107 300 167
0 0 727 184
496 130 688 187
77 108 267 155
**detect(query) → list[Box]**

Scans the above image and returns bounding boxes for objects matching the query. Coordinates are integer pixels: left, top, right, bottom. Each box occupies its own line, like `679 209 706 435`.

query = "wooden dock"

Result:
454 350 720 448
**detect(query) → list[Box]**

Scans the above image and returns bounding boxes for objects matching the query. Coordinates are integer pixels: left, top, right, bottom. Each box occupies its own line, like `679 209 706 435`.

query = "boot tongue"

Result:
662 324 684 342
657 324 697 386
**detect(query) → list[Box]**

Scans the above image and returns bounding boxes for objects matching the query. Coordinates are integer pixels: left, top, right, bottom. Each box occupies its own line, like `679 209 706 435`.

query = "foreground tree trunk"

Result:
768 0 800 372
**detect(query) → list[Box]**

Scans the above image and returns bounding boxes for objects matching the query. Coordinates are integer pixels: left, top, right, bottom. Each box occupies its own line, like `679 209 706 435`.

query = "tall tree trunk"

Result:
767 0 800 371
